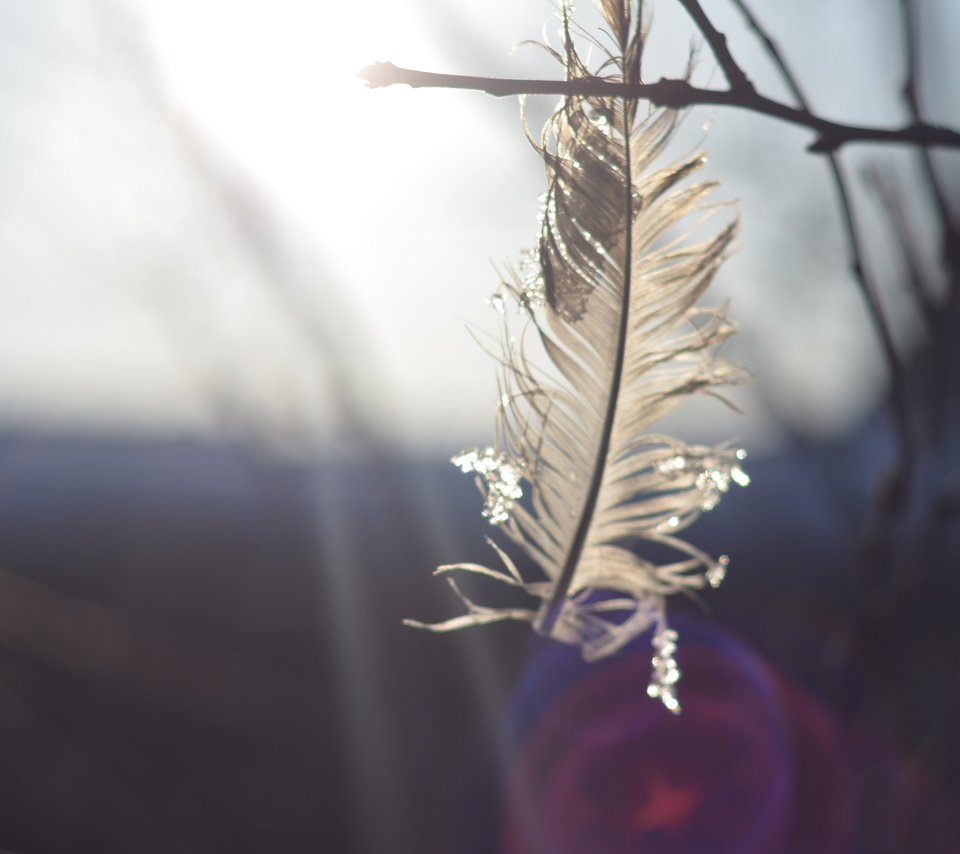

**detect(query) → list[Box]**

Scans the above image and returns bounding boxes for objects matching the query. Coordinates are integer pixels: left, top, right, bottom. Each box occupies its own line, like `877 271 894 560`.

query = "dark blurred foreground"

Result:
0 426 956 853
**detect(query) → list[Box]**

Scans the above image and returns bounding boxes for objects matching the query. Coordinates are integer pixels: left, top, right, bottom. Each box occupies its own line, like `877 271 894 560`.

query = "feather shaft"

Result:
540 97 635 633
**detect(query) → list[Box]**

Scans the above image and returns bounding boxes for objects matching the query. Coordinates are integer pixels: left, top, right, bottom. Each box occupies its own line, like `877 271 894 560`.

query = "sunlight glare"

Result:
142 0 452 232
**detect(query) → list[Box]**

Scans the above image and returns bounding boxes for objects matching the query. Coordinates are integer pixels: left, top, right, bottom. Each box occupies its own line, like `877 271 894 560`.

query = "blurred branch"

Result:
900 0 960 278
724 1 916 580
864 165 938 322
899 0 960 544
359 63 960 153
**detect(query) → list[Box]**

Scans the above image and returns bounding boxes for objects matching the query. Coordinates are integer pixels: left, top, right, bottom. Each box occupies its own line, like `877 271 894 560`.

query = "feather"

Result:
406 0 749 713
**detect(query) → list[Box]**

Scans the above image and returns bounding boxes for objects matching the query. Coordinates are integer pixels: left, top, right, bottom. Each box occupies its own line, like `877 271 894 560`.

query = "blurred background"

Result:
0 0 958 851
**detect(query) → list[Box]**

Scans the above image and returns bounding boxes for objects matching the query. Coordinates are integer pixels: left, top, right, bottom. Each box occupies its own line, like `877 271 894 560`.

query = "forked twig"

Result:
675 0 753 91
359 64 960 154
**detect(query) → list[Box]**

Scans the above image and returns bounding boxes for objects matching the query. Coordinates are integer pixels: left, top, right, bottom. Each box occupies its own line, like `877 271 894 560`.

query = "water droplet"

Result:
486 292 506 314
655 447 750 512
656 514 681 533
451 447 525 525
518 247 546 311
649 626 683 713
706 555 728 588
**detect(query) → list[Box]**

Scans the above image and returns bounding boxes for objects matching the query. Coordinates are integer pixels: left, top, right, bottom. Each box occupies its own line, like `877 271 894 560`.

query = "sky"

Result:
0 0 957 456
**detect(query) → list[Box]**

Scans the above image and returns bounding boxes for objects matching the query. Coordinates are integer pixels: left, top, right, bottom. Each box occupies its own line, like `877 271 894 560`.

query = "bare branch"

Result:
865 165 938 320
358 62 960 153
900 0 958 253
674 0 753 91
900 0 960 447
726 0 916 572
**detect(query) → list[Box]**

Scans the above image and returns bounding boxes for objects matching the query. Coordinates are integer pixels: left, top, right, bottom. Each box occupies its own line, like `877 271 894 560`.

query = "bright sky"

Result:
0 0 955 455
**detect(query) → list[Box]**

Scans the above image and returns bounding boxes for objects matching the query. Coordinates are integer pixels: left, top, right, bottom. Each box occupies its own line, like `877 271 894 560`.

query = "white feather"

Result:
406 1 749 712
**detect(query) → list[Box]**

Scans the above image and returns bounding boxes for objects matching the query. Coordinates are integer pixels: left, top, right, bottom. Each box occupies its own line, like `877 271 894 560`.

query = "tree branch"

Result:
675 0 753 91
900 0 960 452
358 63 960 153
725 1 916 568
900 0 960 284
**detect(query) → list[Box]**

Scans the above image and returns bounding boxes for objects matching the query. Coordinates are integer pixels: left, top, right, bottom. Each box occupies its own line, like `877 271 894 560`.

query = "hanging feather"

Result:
406 0 749 713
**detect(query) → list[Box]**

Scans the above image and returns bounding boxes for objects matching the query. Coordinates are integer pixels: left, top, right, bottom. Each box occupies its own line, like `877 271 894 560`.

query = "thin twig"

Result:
899 0 960 473
863 170 939 320
358 63 960 153
864 165 938 320
900 0 959 275
726 0 916 563
675 0 753 91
